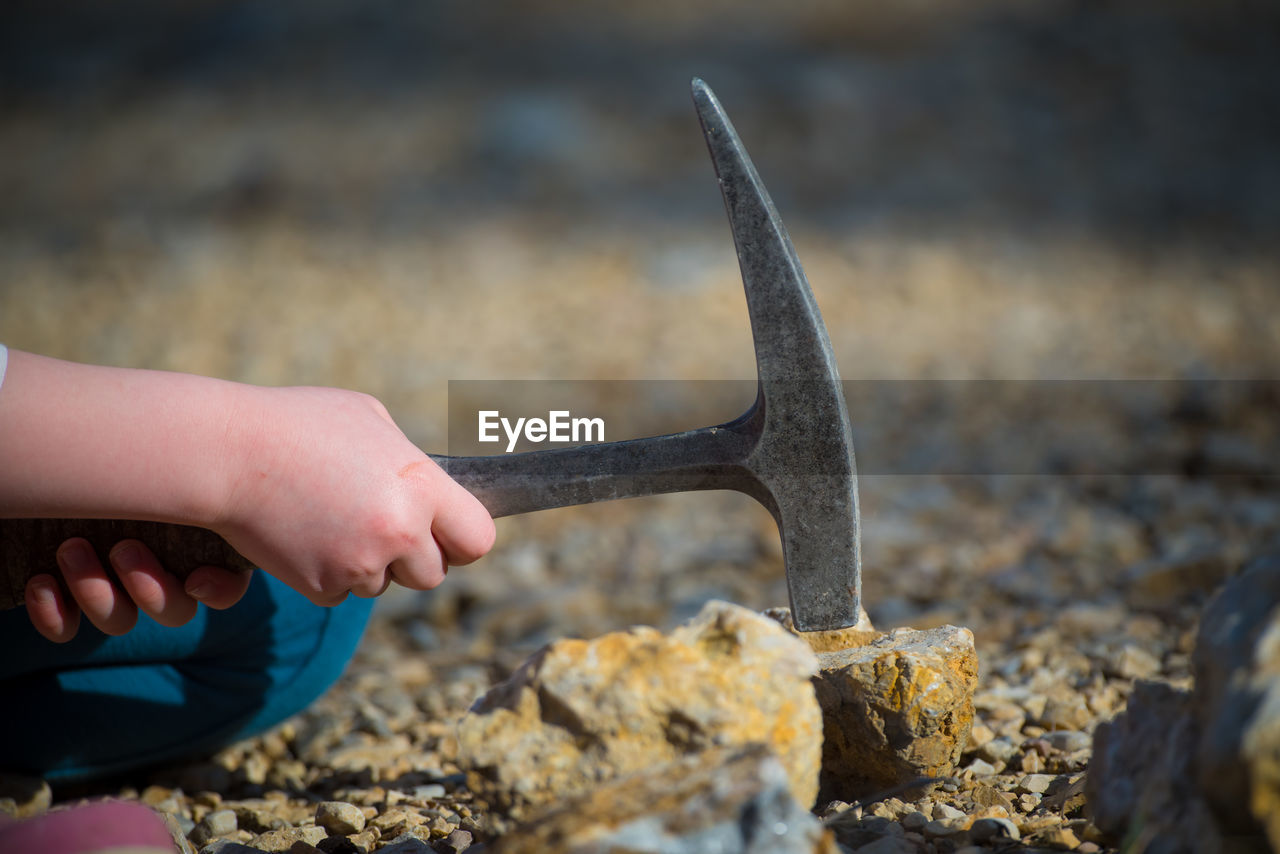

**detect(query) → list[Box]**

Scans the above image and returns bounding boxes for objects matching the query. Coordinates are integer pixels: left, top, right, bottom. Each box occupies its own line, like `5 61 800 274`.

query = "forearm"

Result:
0 350 241 526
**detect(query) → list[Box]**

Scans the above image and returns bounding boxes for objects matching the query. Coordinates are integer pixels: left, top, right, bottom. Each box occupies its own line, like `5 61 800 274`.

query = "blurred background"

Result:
2 0 1278 659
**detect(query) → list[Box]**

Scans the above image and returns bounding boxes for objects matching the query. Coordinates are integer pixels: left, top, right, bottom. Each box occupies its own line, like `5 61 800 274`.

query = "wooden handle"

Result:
0 519 255 610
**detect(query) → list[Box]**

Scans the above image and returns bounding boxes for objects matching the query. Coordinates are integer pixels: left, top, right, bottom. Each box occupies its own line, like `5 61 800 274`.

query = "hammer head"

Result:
693 79 862 632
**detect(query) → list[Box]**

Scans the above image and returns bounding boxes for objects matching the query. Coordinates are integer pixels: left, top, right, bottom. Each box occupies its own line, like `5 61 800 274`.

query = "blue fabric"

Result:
0 571 374 782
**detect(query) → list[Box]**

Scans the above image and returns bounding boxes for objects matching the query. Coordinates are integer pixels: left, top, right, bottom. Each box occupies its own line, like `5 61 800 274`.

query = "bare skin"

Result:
0 350 496 642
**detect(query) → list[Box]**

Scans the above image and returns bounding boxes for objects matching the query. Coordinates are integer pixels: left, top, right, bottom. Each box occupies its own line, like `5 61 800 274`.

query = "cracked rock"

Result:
457 600 823 825
807 624 978 802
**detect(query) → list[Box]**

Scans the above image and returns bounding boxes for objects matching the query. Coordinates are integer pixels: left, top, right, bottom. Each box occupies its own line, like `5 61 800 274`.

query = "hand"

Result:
209 386 495 607
24 539 253 643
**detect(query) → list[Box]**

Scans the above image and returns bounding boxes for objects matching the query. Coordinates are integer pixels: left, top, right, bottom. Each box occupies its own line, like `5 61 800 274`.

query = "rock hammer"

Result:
0 80 861 631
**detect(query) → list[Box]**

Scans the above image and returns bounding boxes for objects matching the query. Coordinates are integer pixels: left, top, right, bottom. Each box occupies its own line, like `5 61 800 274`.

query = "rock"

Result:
488 744 835 854
198 843 267 854
457 600 823 824
965 758 998 777
251 826 328 853
811 624 978 802
378 837 435 854
190 809 240 847
1193 552 1280 848
1016 774 1056 795
1104 643 1162 681
1083 555 1280 854
0 773 51 819
1035 826 1081 849
233 806 287 834
315 801 365 835
969 817 1020 842
440 829 473 853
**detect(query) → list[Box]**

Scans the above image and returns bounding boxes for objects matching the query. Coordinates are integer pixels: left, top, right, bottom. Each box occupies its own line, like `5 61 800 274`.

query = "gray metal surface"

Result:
0 80 861 631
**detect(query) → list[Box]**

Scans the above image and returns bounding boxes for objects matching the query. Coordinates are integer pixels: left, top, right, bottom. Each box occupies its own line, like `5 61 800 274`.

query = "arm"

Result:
0 350 495 642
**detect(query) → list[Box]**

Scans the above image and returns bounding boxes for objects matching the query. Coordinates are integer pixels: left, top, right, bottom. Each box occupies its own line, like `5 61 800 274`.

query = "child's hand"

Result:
209 386 495 607
24 543 252 643
0 351 496 642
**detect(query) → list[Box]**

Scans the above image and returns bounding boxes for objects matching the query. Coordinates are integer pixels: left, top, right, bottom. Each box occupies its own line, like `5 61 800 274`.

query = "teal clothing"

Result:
0 571 373 782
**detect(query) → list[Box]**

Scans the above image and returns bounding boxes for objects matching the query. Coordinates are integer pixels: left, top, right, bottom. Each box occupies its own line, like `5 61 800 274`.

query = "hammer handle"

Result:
0 423 760 611
0 519 255 611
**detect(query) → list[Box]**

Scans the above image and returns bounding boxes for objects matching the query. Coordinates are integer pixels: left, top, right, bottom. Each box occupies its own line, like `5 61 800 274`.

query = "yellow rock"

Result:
813 625 978 802
456 600 823 825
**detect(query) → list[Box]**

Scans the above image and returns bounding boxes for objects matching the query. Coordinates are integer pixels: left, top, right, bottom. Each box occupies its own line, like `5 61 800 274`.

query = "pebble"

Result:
969 816 1021 842
251 826 327 852
314 801 365 835
1017 774 1057 794
377 838 436 854
189 809 239 847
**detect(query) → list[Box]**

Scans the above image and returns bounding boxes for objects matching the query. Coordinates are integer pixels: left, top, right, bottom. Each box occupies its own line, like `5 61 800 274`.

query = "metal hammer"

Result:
0 80 861 631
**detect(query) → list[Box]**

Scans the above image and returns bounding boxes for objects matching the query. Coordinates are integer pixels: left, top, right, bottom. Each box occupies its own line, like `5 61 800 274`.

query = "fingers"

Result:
430 486 497 568
26 539 252 642
385 548 447 594
183 564 254 610
57 538 138 636
24 573 80 643
112 540 197 627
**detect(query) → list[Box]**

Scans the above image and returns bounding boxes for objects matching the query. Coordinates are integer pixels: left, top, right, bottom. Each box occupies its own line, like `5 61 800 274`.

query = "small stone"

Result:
412 784 447 800
931 802 965 821
315 801 365 835
377 837 435 854
287 843 324 854
965 758 998 777
969 817 1020 842
970 785 1014 813
1104 644 1162 681
977 737 1018 765
458 601 823 824
190 809 240 847
900 811 928 831
198 843 266 854
1036 693 1093 731
814 625 978 802
252 826 327 853
0 774 51 819
921 817 965 839
1036 826 1081 849
440 828 473 853
161 811 198 854
1043 730 1091 753
233 806 287 834
348 829 380 851
966 722 995 749
1017 774 1056 794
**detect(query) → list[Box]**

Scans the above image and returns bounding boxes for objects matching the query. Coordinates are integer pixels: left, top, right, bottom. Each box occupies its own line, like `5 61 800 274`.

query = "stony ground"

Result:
2 2 1279 852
